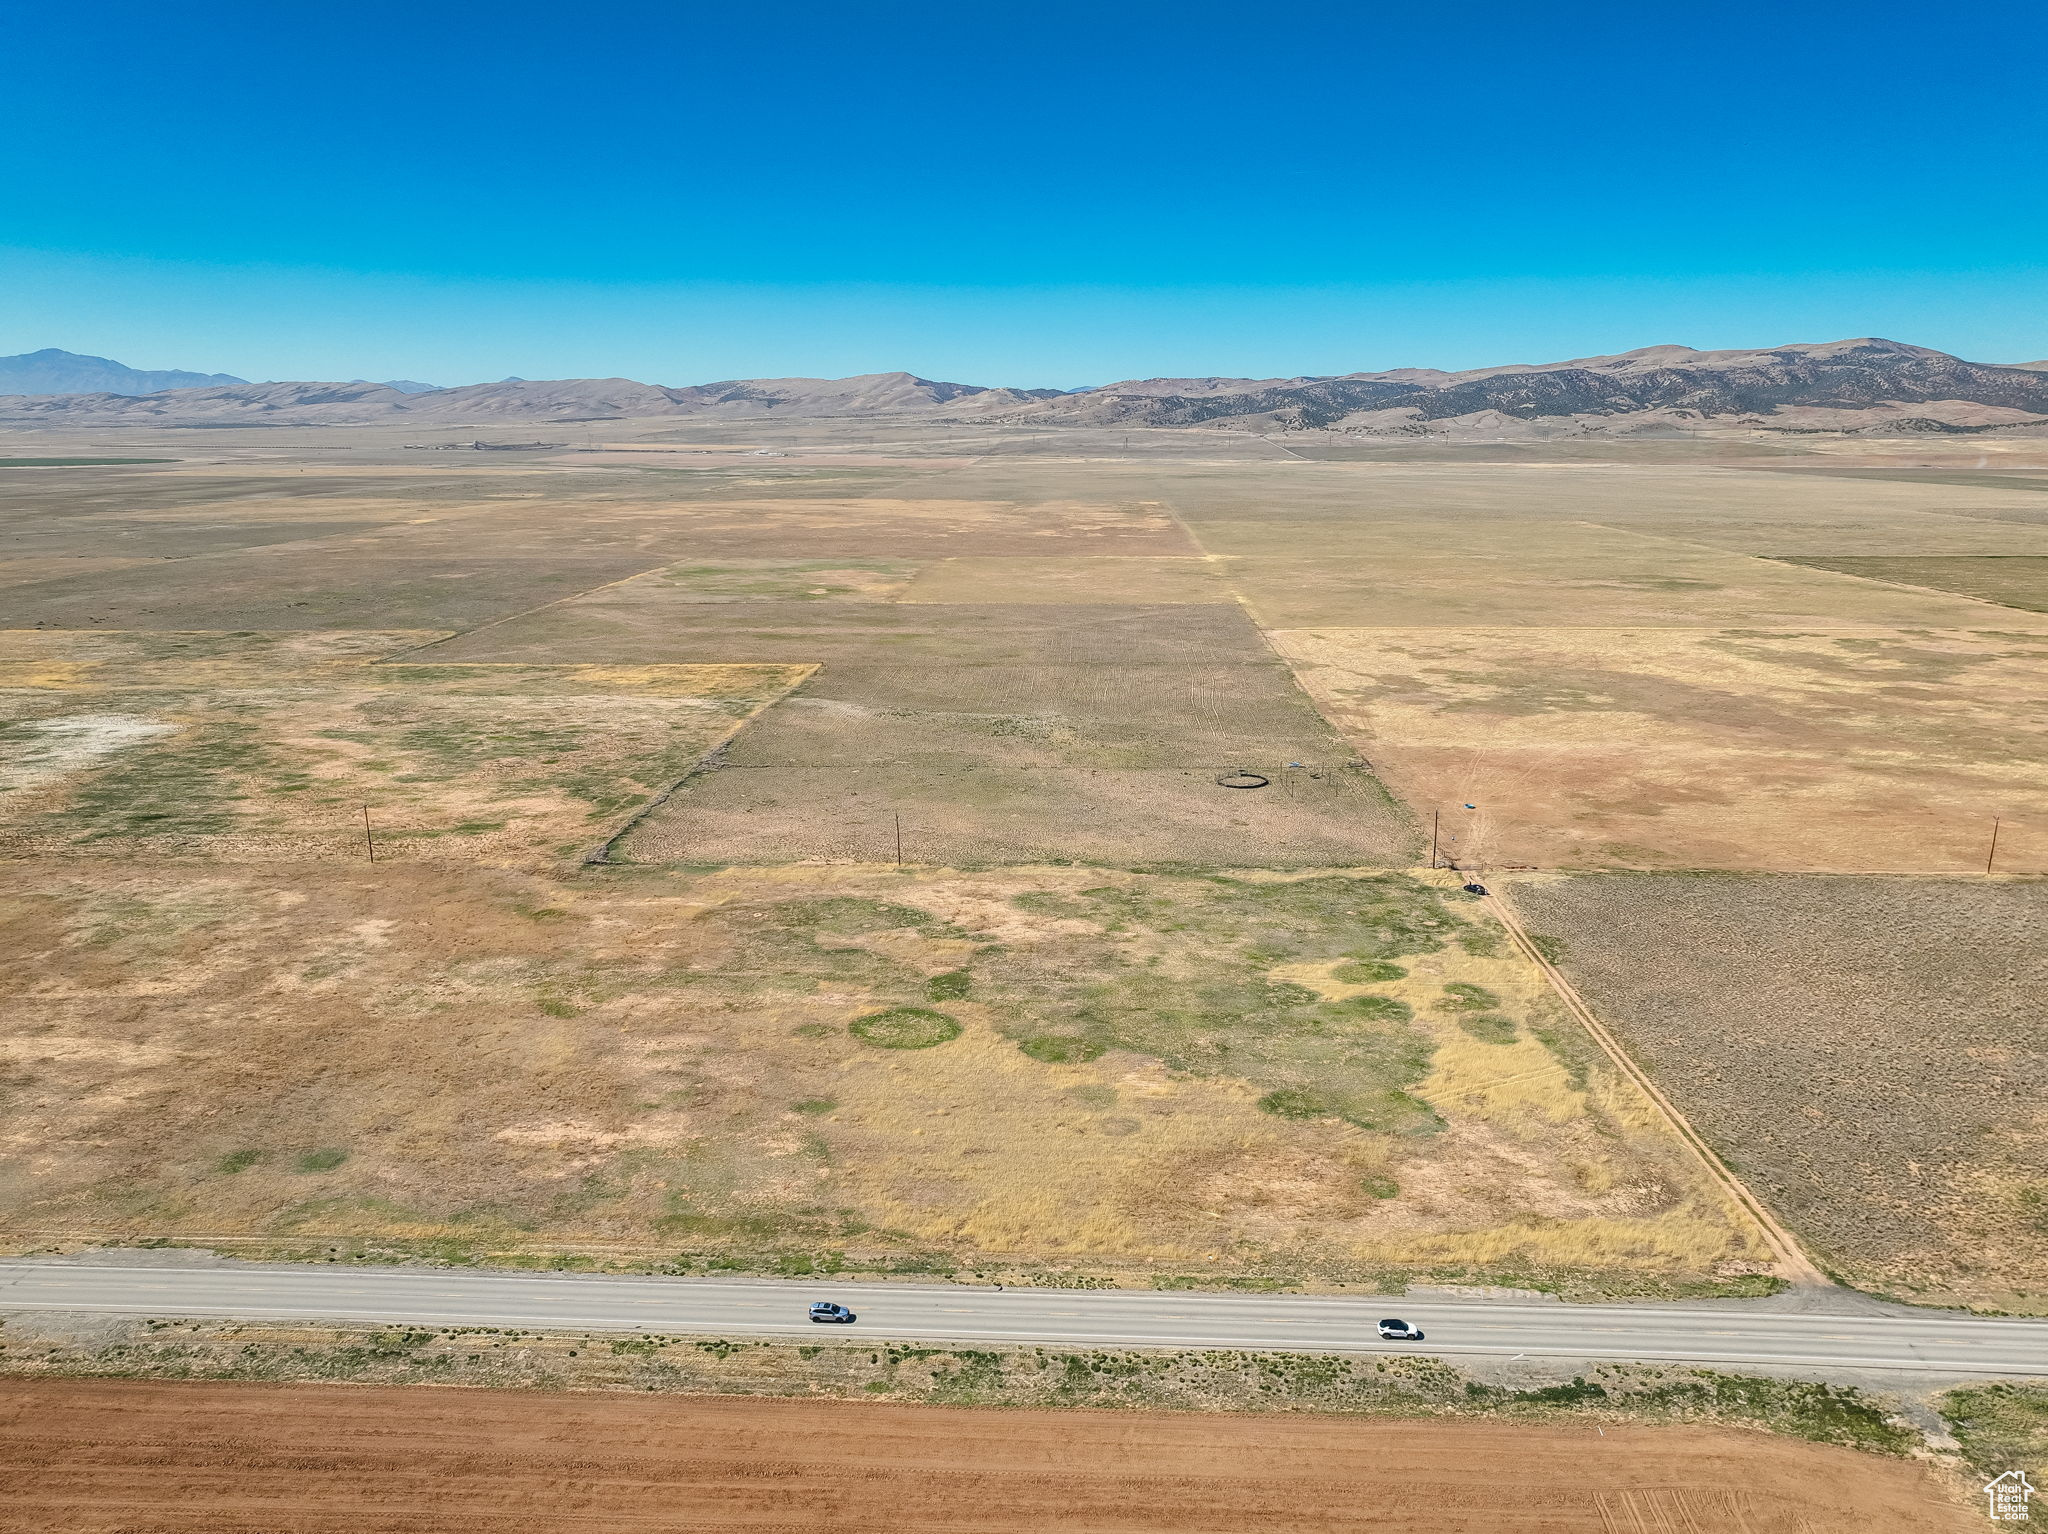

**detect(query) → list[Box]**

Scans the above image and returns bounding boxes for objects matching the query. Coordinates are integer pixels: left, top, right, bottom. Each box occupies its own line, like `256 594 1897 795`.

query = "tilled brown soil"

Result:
0 1378 1973 1534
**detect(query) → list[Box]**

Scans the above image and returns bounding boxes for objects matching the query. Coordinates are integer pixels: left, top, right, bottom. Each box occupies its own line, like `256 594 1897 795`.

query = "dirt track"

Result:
0 1379 1971 1533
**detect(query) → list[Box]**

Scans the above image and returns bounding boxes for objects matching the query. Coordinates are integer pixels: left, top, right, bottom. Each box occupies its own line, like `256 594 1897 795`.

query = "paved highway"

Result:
3 1259 2044 1378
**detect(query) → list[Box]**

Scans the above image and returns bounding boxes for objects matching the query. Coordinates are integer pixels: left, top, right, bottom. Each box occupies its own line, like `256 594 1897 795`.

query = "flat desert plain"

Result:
0 427 2043 1311
0 1378 1977 1534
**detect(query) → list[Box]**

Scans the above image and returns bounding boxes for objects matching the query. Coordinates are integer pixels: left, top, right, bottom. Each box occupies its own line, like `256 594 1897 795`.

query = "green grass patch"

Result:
1437 982 1503 1012
213 1150 265 1174
986 875 1450 1134
1018 1035 1106 1064
293 1149 350 1174
1941 1383 2048 1526
1332 959 1407 983
1258 1088 1333 1120
925 969 972 1000
1456 1013 1519 1044
1323 994 1413 1023
849 1007 962 1049
30 712 274 840
1063 1084 1119 1108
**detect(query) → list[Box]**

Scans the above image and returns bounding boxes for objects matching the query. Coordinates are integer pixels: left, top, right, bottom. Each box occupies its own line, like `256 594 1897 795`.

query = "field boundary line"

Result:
375 555 712 662
1152 495 1427 862
1480 887 1829 1287
578 665 821 866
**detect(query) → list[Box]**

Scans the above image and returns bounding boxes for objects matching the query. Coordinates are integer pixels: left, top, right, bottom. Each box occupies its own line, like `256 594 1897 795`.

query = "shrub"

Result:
850 1007 962 1049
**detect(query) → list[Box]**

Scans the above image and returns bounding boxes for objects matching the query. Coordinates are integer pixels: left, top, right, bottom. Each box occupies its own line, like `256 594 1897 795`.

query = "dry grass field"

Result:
1 435 2044 1311
1222 547 2019 629
1272 625 2048 873
1776 554 2048 612
1509 873 2048 1309
0 861 1765 1288
0 1379 1973 1534
0 629 807 863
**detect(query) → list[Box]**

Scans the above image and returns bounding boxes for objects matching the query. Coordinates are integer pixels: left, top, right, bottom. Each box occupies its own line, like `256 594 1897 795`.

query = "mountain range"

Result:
0 349 440 399
4 339 2046 436
0 348 249 396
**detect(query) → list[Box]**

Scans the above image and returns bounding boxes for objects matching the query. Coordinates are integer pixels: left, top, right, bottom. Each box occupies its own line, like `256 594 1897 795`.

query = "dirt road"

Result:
0 1378 1972 1533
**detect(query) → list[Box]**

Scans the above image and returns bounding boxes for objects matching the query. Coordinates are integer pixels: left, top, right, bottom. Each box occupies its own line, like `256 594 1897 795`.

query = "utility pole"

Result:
1986 816 2002 876
362 805 377 863
1429 810 1440 869
894 812 903 867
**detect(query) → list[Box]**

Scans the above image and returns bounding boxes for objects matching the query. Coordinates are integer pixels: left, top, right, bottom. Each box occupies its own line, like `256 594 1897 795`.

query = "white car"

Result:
1377 1317 1425 1340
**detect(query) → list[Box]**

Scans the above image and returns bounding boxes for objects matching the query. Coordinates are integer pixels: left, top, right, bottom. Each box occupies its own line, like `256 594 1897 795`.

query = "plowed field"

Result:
0 1378 1973 1534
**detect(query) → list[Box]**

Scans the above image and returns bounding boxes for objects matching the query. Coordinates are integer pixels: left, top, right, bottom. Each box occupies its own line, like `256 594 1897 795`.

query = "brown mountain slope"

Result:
1021 339 2048 432
2 339 2042 432
0 370 1057 426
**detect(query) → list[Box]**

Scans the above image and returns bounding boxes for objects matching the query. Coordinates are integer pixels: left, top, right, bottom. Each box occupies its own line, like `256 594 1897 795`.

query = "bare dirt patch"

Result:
0 1377 1970 1534
1509 873 2048 1309
1273 626 2048 873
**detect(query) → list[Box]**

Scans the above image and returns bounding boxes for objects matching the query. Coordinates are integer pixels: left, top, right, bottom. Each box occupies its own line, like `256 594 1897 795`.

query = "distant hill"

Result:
1018 339 2048 435
0 370 1062 426
2 342 2044 435
0 347 246 396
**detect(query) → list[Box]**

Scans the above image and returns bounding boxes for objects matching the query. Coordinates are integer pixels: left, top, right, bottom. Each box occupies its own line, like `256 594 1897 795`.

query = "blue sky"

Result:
5 1 2044 386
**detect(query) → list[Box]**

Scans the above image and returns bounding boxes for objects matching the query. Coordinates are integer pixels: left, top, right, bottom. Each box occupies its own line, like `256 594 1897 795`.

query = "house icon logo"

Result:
1985 1470 2035 1521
